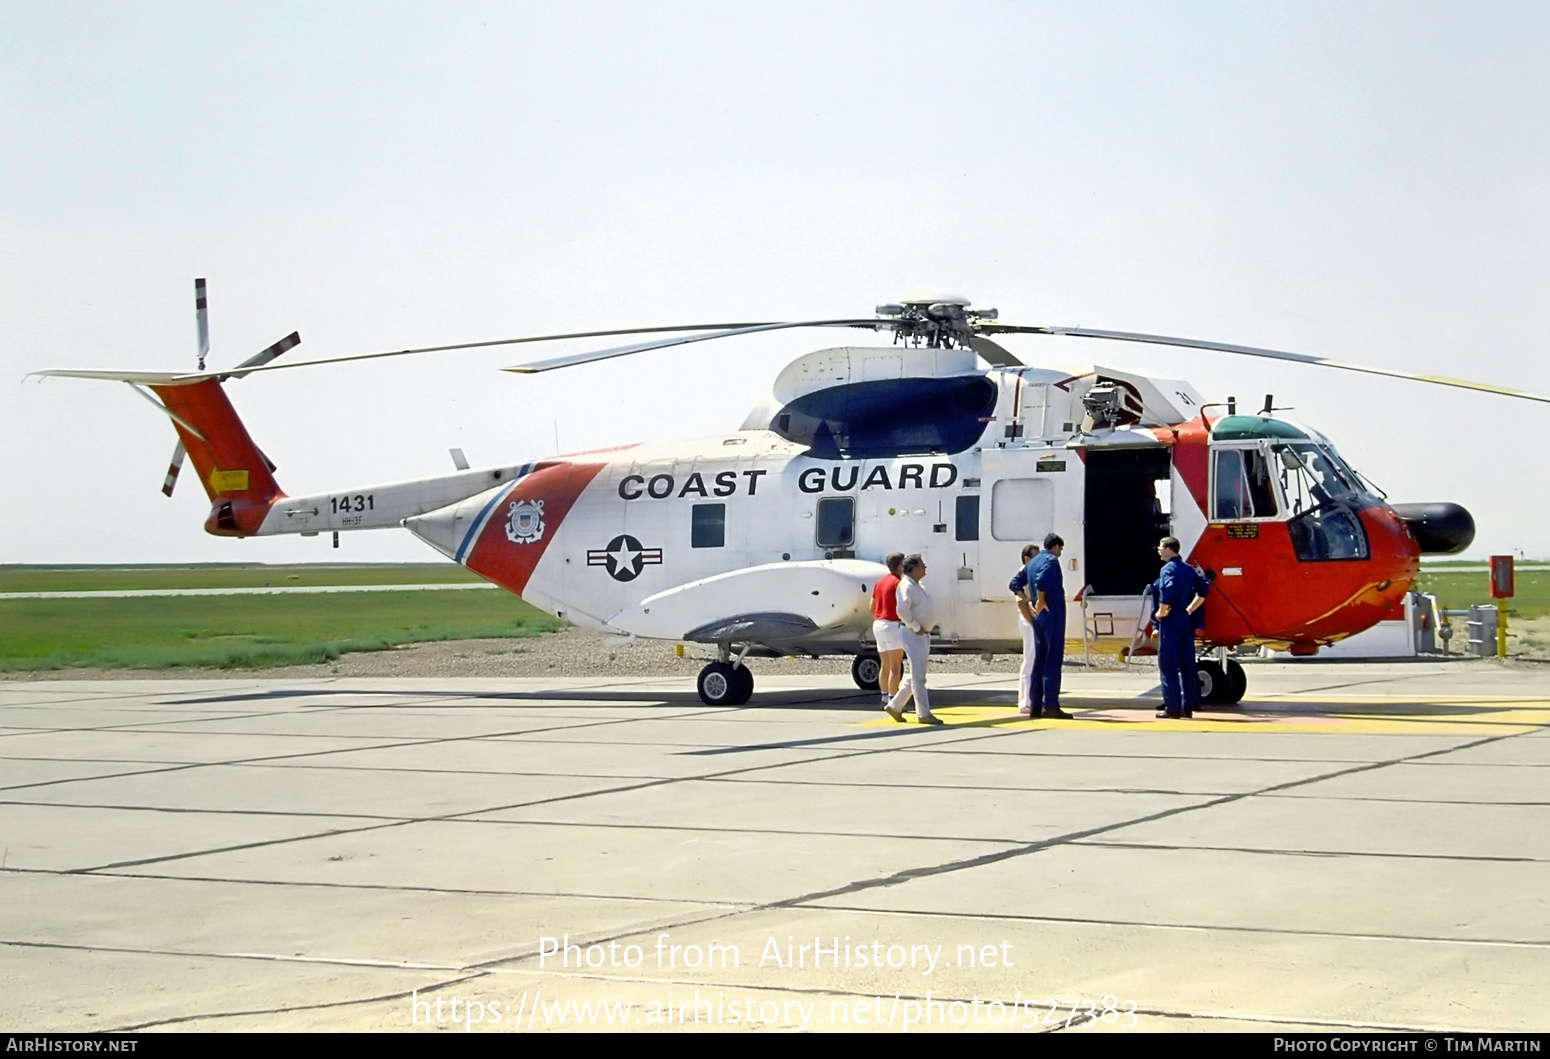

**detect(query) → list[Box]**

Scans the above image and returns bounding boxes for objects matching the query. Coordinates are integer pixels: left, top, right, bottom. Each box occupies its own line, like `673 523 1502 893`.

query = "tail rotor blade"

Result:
161 440 186 497
227 331 301 376
194 278 209 371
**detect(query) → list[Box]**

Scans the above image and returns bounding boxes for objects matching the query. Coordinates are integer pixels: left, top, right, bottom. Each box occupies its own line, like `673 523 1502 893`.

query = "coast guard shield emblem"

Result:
505 499 546 544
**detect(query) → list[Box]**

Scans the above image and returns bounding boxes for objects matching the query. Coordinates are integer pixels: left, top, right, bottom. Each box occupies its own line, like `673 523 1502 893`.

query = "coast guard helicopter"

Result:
36 283 1542 706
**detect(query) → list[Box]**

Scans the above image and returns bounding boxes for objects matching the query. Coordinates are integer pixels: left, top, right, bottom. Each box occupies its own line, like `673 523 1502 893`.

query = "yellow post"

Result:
1497 598 1508 659
675 643 684 658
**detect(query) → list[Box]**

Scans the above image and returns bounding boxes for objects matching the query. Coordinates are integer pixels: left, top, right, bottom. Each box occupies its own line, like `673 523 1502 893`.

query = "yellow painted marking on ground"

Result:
857 693 1550 735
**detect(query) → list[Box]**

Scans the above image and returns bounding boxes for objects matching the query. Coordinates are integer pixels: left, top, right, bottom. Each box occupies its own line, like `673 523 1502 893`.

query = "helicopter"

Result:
35 283 1545 707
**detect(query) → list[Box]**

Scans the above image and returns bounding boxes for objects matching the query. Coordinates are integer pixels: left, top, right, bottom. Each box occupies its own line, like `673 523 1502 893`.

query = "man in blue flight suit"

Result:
1026 533 1072 720
1153 536 1209 719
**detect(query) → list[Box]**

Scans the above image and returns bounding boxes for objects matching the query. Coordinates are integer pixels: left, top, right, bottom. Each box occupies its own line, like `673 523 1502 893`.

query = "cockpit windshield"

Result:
1273 442 1366 516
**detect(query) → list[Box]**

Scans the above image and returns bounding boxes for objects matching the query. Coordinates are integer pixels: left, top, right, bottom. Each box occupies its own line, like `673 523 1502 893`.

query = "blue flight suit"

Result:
1154 555 1209 715
1025 551 1065 712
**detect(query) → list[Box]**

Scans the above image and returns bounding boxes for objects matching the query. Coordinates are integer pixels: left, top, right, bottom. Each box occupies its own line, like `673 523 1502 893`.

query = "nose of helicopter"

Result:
1367 502 1423 591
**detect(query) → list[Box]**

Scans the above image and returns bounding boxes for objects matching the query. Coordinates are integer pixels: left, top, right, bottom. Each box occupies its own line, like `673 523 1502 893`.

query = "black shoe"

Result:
1183 710 1194 718
917 714 944 726
1156 709 1181 719
1041 708 1073 719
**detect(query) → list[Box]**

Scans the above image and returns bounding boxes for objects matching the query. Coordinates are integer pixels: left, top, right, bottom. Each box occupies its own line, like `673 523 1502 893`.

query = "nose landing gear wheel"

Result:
852 653 882 692
698 661 755 706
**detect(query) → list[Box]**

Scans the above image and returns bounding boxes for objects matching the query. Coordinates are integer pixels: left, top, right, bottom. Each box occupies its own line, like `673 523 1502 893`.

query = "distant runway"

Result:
2 660 1547 1032
0 583 497 600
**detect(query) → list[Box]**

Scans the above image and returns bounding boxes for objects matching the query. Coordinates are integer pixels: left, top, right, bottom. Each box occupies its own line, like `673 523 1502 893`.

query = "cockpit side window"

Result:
1212 447 1278 520
1276 443 1358 516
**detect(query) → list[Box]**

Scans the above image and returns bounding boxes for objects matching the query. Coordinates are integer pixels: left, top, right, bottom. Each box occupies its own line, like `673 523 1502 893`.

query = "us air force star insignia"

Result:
586 534 663 582
504 499 545 544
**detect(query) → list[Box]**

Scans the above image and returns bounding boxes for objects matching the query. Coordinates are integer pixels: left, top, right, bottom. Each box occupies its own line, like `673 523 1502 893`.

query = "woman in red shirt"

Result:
871 552 906 704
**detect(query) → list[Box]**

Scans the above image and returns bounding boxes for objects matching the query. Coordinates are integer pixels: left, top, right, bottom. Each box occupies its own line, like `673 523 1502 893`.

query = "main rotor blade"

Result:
212 322 779 381
981 324 1550 404
968 335 1022 368
502 319 888 374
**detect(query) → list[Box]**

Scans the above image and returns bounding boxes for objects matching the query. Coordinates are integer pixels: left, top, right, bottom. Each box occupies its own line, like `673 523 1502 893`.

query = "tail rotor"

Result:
161 278 299 497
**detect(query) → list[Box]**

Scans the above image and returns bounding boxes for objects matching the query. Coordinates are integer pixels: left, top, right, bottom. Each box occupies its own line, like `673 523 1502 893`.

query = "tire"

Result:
698 662 742 706
1225 659 1247 705
852 653 882 692
1196 659 1229 706
731 663 755 705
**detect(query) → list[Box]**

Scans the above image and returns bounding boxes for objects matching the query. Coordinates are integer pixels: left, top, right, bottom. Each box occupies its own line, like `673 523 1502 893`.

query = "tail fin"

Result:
32 368 285 537
148 377 285 536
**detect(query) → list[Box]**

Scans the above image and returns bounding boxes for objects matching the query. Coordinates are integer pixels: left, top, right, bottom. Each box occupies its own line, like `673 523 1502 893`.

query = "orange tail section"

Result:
148 379 285 536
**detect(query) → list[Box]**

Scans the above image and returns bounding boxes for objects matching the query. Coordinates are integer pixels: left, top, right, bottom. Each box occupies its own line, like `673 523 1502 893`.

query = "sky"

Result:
4 0 1548 565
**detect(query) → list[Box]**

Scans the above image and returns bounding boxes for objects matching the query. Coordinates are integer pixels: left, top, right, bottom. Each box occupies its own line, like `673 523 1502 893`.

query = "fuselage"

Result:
386 353 1423 656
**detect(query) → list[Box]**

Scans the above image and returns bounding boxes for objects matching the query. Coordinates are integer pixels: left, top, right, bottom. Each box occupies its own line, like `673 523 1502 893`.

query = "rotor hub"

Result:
874 290 998 349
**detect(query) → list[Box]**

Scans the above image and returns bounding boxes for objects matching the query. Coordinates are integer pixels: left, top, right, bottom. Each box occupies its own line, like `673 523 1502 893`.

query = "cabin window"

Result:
691 504 725 548
815 497 855 548
1212 448 1279 520
955 495 979 541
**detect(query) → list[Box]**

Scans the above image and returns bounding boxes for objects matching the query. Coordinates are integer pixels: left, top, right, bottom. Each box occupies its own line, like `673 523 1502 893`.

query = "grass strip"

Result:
0 591 563 671
0 564 481 594
1413 570 1549 619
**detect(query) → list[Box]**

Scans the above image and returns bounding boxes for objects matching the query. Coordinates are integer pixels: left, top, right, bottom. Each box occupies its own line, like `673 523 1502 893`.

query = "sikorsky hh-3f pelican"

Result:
36 284 1544 705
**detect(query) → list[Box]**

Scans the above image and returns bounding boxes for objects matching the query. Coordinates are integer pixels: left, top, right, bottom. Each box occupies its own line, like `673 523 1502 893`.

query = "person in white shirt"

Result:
1009 543 1039 715
883 554 942 725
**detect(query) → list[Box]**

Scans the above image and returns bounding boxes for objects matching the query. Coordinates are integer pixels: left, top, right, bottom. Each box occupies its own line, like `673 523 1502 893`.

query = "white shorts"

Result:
872 619 904 653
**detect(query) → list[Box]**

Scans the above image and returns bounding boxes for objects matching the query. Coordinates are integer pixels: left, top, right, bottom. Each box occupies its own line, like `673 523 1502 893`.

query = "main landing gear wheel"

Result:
852 653 882 692
698 661 754 706
1196 658 1248 706
1196 659 1228 706
1225 658 1247 705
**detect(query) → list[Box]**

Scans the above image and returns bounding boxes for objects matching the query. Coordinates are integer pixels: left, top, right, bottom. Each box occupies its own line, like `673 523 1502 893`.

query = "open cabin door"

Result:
1081 446 1174 599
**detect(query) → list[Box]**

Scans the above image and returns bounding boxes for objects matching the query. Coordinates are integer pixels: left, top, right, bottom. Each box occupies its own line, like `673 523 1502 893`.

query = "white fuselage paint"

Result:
257 360 1210 654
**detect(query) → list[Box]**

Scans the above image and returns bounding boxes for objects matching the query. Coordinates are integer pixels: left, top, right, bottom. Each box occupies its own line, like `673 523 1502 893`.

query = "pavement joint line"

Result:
0 759 317 794
802 903 1550 950
900 747 1469 762
697 775 1342 795
0 937 463 972
1088 1007 1460 1034
442 815 1036 845
5 865 754 907
0 798 415 822
1258 793 1550 807
1074 838 1550 864
109 971 493 1033
22 710 732 787
71 816 437 875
